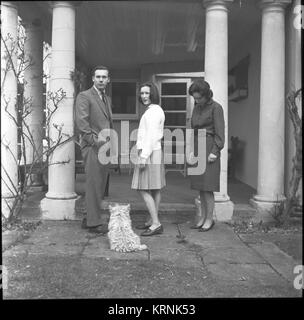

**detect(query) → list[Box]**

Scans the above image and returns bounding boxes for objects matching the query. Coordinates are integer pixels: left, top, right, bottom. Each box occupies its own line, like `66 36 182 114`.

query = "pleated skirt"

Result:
131 149 166 190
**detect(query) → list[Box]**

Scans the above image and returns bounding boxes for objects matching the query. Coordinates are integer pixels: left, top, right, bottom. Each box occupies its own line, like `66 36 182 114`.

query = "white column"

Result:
1 2 18 217
203 0 234 221
23 18 44 189
252 0 291 213
41 1 79 220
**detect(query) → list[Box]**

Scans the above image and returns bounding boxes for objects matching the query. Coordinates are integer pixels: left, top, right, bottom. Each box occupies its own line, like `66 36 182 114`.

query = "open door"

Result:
156 77 193 176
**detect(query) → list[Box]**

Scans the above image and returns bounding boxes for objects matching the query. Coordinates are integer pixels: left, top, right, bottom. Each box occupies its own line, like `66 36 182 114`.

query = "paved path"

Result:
2 213 302 298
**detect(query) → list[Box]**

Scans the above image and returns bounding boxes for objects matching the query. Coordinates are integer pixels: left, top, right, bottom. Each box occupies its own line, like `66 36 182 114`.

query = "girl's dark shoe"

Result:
141 225 163 236
136 223 151 230
199 220 215 232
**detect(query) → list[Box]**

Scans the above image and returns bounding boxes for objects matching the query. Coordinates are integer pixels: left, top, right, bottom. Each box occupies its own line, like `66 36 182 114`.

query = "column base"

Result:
214 192 231 202
214 200 234 221
28 185 45 193
249 196 286 223
45 191 78 200
291 205 303 217
195 196 234 221
1 196 17 219
40 196 81 220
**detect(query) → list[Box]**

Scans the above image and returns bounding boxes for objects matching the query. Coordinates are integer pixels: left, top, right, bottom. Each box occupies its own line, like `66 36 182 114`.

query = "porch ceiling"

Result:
17 0 261 71
75 1 206 70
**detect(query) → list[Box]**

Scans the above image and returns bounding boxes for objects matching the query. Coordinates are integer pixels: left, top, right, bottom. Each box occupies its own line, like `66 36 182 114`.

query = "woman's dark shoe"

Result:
136 223 151 230
190 218 206 229
199 220 215 232
141 225 163 236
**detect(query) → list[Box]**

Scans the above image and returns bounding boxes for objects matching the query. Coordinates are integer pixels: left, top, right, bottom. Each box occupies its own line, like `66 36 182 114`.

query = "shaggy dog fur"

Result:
107 203 147 252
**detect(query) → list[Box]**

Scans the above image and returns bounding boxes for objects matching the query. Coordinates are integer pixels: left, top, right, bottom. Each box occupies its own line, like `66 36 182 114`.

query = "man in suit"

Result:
75 65 113 234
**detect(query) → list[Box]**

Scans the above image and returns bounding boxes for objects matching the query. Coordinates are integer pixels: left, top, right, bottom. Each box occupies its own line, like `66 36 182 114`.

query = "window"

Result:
109 80 138 120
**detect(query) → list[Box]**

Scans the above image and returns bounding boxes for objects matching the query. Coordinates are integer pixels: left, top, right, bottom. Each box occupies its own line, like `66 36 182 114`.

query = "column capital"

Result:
1 1 18 9
51 1 82 9
1 1 18 10
203 0 234 9
259 0 292 11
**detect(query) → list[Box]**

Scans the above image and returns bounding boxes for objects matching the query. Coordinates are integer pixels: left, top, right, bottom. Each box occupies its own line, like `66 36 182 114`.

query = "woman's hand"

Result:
138 156 147 169
208 153 217 163
188 151 195 165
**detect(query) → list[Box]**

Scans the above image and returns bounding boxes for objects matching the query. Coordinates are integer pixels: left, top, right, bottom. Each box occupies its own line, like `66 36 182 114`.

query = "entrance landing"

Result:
75 171 256 211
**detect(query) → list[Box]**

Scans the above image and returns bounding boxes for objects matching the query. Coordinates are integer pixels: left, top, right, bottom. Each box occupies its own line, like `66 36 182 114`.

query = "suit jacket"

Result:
75 86 113 150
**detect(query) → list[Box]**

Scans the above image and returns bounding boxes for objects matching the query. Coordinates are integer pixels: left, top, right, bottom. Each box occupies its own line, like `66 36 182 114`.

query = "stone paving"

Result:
2 212 302 299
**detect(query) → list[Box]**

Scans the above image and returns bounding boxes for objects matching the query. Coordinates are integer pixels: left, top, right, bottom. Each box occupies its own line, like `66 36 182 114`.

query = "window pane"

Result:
165 113 186 126
161 97 186 111
161 83 187 95
112 82 136 114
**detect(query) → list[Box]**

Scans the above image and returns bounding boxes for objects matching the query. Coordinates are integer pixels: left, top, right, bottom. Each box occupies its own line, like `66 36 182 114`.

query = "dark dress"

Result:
189 99 225 191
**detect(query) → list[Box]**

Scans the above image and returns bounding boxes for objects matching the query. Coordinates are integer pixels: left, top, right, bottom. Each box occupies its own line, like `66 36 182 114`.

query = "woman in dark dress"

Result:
188 79 225 231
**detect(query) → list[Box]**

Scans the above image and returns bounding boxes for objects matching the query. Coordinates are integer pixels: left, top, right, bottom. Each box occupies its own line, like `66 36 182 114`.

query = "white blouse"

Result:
136 104 165 159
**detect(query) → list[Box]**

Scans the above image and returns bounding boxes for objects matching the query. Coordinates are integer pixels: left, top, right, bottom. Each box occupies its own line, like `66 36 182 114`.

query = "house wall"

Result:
228 23 261 190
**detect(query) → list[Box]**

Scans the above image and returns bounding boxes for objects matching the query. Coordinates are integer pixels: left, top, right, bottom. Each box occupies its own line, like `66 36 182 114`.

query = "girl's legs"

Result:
151 189 161 213
139 190 161 230
144 189 161 225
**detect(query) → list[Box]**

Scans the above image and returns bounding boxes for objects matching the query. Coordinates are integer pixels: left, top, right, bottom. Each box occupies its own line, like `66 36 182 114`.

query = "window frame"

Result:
109 79 139 120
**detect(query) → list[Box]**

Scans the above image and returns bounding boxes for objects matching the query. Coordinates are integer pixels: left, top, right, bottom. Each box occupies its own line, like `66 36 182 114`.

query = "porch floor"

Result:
76 170 256 207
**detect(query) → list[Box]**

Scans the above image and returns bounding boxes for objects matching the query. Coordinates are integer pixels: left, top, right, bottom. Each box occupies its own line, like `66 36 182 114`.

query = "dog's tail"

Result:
137 244 148 250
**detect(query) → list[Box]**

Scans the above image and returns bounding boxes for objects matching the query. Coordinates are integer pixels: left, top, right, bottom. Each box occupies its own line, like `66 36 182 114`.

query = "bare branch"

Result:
1 32 18 79
1 163 19 196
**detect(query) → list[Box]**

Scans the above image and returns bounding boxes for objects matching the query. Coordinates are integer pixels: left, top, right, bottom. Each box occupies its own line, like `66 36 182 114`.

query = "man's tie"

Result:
100 91 109 115
101 91 107 104
101 91 113 128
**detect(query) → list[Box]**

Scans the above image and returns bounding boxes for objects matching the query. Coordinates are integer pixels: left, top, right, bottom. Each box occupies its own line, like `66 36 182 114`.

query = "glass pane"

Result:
163 128 186 165
161 97 186 111
165 113 186 126
112 82 136 114
161 82 187 95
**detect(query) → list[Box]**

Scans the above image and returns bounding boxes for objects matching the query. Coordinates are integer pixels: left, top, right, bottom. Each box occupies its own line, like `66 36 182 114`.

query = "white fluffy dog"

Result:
107 203 147 252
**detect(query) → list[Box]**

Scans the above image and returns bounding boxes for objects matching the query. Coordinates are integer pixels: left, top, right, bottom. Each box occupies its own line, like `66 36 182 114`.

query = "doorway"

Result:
156 77 193 175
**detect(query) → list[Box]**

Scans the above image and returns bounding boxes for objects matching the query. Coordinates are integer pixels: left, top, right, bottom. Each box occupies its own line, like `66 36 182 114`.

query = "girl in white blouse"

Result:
131 82 166 236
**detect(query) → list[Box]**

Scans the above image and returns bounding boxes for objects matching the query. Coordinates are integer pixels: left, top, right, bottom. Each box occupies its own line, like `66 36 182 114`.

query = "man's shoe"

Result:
88 224 109 234
141 225 163 236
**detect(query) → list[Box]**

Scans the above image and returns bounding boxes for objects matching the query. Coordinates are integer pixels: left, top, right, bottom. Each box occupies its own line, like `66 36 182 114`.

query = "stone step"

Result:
19 193 258 222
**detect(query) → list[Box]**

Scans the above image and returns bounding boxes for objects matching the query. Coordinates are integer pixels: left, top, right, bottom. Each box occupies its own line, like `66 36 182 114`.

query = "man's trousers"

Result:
81 146 109 227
